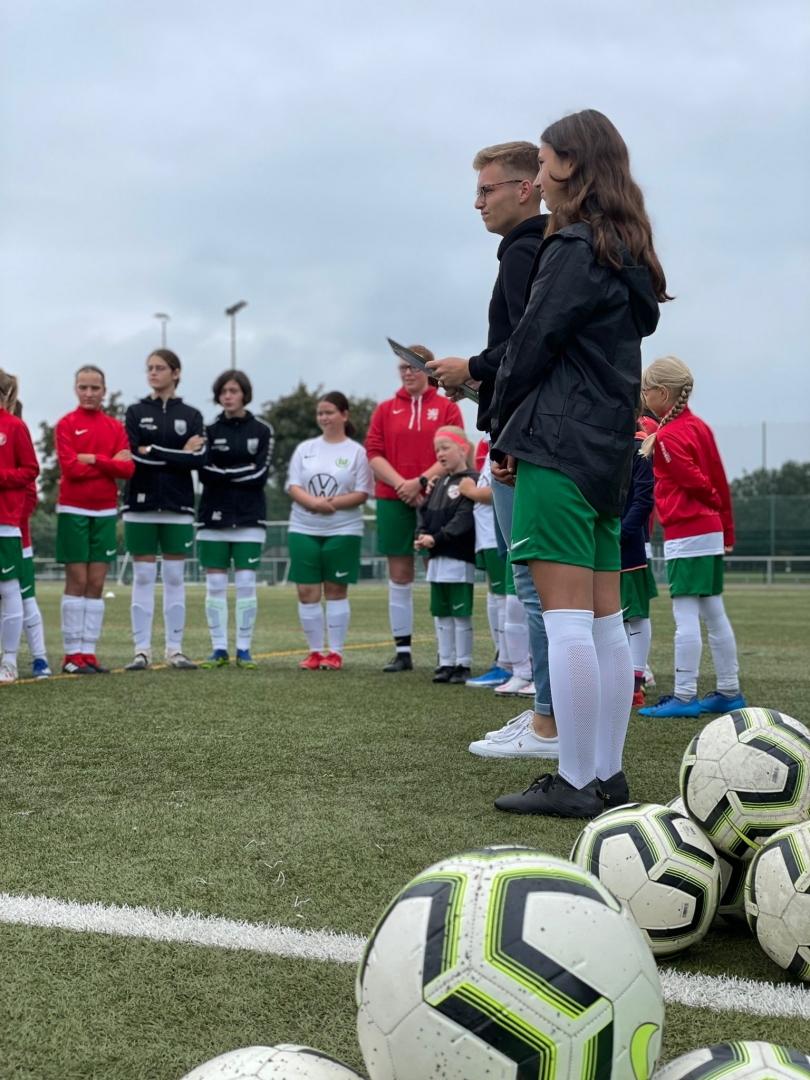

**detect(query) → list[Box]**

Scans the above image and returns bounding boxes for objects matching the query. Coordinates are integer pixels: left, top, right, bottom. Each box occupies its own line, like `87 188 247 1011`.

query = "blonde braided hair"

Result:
639 355 694 457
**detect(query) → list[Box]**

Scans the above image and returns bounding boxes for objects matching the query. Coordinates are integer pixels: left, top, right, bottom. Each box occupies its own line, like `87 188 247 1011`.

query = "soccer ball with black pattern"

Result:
680 709 810 861
745 821 810 980
356 847 663 1080
571 803 721 956
667 795 748 928
653 1041 810 1080
180 1044 363 1078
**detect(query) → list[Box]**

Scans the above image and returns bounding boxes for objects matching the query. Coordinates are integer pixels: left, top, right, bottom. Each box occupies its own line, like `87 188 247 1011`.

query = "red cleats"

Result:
62 654 93 675
82 654 111 674
319 652 343 671
632 689 646 709
298 651 324 671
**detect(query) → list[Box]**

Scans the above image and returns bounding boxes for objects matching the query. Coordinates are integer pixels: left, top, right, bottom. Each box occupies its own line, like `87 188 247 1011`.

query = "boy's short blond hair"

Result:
472 141 540 179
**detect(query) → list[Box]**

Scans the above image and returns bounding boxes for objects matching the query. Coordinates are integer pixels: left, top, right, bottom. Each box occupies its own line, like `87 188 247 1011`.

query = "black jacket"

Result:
621 434 655 571
123 396 206 515
468 215 548 432
491 223 660 516
416 470 478 564
198 411 274 530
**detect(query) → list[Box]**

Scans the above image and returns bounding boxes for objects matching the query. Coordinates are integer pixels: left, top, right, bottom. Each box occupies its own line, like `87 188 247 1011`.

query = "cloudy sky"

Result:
1 0 808 477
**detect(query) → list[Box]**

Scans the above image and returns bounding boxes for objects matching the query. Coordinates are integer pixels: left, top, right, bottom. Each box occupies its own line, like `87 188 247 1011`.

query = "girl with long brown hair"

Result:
490 109 670 817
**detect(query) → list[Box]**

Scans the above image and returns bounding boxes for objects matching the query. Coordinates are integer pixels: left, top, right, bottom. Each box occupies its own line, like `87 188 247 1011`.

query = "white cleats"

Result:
493 674 533 697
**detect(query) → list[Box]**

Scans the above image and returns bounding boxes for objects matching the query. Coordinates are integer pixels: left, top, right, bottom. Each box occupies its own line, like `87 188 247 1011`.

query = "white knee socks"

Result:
389 581 413 651
81 598 105 655
61 594 85 655
455 616 473 668
326 598 350 656
624 616 652 677
0 579 24 664
435 616 455 666
699 595 740 694
543 609 600 789
594 611 634 782
23 597 47 660
298 602 325 653
486 592 501 656
672 595 702 699
161 559 186 653
235 569 258 653
504 594 532 680
205 572 229 651
131 561 157 653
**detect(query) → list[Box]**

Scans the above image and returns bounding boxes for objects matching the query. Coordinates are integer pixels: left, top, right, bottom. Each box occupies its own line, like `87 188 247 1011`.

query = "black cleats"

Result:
495 773 604 818
598 770 630 809
383 652 413 673
432 665 455 683
448 665 472 685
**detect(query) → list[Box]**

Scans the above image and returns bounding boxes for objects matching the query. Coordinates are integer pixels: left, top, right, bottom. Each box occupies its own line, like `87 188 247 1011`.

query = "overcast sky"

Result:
1 0 808 477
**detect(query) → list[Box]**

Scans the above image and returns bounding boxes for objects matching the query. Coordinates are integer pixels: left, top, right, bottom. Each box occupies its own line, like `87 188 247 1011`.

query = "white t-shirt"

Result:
286 436 374 537
426 556 476 584
473 455 497 552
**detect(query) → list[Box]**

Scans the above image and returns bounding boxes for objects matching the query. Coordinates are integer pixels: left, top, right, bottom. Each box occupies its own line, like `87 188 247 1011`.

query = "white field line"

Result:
1 892 809 1020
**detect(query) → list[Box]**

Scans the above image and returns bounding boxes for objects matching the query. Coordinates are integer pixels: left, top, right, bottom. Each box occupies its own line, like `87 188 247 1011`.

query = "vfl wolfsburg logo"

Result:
247 438 259 455
308 473 339 498
174 419 187 436
335 457 349 468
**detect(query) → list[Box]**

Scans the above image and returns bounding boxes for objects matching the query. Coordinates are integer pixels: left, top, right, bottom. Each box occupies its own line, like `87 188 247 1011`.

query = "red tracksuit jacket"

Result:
365 386 463 500
0 410 39 529
653 406 735 546
55 407 135 512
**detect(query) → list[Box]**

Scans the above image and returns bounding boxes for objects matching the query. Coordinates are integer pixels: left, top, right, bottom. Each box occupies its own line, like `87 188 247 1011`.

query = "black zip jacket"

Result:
468 214 548 433
621 434 655 571
491 223 660 516
123 396 206 515
198 411 274 530
416 469 478 564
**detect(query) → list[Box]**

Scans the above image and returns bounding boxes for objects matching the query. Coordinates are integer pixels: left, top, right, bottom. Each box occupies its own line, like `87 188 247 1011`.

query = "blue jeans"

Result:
491 478 552 715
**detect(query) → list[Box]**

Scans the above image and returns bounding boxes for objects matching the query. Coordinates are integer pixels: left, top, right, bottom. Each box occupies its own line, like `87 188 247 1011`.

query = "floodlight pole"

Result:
225 301 248 366
153 312 170 348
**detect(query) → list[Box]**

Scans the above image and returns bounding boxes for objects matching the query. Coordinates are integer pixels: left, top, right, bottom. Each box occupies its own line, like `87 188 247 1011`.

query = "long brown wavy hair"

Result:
541 109 671 302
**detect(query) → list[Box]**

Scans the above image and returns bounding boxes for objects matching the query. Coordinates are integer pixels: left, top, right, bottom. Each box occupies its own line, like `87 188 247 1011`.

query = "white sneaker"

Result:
485 709 534 741
166 651 198 670
644 665 656 688
517 680 536 698
493 674 533 696
0 660 18 684
470 717 559 759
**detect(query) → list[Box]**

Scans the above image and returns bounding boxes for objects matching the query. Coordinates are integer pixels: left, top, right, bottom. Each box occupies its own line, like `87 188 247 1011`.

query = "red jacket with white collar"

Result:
653 406 735 547
0 410 39 529
365 386 463 500
56 407 135 512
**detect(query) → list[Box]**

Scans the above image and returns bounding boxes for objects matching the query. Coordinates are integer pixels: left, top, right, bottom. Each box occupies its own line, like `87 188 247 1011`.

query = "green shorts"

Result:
476 548 508 595
198 540 263 571
125 520 195 557
376 498 417 557
0 536 23 582
56 513 118 564
667 554 724 597
19 554 35 598
512 463 621 572
621 566 659 620
430 581 474 618
288 532 362 585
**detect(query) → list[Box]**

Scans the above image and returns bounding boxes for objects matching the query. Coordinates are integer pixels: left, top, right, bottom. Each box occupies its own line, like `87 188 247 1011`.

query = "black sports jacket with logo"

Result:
416 469 478 564
123 396 206 515
198 411 274 530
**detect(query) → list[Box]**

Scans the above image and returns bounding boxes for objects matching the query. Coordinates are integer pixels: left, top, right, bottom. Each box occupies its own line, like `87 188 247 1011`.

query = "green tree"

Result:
730 461 810 498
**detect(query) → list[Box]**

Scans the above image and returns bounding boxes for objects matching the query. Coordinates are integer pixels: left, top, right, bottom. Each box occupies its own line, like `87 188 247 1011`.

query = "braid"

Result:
639 381 692 457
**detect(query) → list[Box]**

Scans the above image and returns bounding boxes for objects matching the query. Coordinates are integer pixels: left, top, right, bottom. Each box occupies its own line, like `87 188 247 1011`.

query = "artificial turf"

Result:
0 583 808 1077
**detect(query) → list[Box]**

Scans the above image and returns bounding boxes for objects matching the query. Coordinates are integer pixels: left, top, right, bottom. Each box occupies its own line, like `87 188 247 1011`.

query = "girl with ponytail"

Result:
638 356 744 718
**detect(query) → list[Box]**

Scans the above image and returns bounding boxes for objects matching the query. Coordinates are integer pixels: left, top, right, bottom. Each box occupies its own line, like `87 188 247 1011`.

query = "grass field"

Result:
1 582 809 1078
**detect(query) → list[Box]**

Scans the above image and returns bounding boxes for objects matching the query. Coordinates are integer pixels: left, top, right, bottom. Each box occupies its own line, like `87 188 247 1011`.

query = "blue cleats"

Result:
32 658 52 679
699 690 746 714
466 664 511 688
638 694 702 718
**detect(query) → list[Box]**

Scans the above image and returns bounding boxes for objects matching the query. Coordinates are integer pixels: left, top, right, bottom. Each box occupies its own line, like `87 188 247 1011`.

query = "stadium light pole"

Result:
153 312 170 348
225 301 248 365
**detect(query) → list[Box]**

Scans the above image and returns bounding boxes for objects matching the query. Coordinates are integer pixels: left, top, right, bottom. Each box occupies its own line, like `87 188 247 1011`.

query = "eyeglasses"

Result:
475 180 523 201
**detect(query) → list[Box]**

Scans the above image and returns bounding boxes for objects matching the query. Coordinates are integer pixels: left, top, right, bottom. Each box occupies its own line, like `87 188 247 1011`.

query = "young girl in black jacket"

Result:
491 109 670 817
415 426 478 684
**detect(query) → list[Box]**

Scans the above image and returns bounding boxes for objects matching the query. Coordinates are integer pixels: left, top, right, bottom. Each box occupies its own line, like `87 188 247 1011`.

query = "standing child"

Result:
620 426 657 708
15 408 51 678
638 356 744 718
415 427 478 684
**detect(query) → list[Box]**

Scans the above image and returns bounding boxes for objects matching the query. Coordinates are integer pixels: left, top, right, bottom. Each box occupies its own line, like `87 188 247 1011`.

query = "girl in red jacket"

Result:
638 355 744 718
0 370 40 684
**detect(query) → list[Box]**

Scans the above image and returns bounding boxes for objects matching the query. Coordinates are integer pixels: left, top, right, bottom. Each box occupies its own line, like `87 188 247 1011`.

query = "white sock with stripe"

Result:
80 598 105 655
205 573 229 652
543 608 599 789
298 602 324 653
234 569 257 652
594 611 634 781
61 595 85 655
23 597 47 661
161 559 186 653
131 561 157 653
325 599 350 656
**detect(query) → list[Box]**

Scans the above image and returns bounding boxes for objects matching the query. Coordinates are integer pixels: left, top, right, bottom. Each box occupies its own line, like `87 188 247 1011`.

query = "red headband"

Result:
435 431 469 450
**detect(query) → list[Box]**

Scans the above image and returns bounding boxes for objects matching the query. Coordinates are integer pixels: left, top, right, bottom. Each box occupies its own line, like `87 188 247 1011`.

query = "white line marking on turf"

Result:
1 892 809 1020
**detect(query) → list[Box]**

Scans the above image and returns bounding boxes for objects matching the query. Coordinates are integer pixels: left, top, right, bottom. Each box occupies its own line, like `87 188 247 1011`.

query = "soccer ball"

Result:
745 821 810 980
653 1041 810 1080
356 847 663 1080
680 708 810 860
571 803 720 956
179 1045 363 1079
667 795 747 928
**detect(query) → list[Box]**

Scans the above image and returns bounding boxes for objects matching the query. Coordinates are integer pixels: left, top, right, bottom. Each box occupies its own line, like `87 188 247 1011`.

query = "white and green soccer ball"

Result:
571 803 720 956
653 1041 810 1080
680 708 810 860
179 1045 363 1079
745 820 810 980
356 847 663 1080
